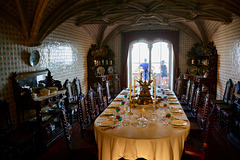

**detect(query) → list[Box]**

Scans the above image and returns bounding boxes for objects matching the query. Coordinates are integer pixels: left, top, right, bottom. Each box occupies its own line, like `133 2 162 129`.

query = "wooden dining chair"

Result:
77 93 94 137
211 79 233 106
183 81 198 115
63 79 78 125
186 85 201 122
72 77 82 100
87 87 99 121
181 79 193 111
106 79 113 105
184 104 217 160
213 79 234 128
113 76 121 97
174 76 183 100
60 107 97 158
0 99 37 159
219 81 240 134
188 81 198 110
190 92 211 137
97 83 107 113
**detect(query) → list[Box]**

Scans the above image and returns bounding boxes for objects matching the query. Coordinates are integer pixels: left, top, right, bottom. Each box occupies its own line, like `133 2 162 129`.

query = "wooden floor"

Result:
22 124 240 160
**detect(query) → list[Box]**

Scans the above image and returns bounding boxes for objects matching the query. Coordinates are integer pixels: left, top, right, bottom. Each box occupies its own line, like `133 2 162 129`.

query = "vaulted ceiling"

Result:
0 0 239 46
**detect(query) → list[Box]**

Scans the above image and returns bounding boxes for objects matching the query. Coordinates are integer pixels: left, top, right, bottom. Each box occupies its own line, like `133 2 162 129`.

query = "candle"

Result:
129 81 132 101
149 70 151 81
154 75 156 102
133 79 135 96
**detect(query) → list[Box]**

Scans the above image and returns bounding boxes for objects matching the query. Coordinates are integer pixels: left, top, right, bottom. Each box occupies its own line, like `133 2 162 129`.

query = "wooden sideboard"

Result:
11 69 66 148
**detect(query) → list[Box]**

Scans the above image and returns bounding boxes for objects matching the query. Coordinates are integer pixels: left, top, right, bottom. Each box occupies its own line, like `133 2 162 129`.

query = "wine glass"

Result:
151 101 158 122
137 107 148 127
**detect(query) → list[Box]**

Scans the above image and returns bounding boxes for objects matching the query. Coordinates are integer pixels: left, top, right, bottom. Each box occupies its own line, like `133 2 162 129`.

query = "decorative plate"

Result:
107 66 115 74
198 66 209 76
188 65 198 75
29 50 40 66
96 66 105 75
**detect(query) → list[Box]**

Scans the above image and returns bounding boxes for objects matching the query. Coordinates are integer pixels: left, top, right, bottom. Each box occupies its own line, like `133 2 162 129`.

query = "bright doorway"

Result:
128 40 174 89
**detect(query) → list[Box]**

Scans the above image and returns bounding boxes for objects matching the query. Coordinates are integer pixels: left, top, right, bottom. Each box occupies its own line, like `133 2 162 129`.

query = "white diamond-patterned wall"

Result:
0 20 93 126
212 15 240 99
178 31 196 75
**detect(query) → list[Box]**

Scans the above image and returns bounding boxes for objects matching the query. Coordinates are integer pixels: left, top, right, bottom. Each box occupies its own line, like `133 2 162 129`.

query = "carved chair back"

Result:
188 81 197 107
60 108 72 149
203 105 217 145
72 77 82 100
64 79 75 103
97 83 105 112
113 76 121 97
200 92 211 130
192 86 201 117
223 79 233 103
106 80 112 104
77 93 91 137
185 105 217 159
174 76 182 99
229 81 240 105
184 80 191 103
87 87 99 121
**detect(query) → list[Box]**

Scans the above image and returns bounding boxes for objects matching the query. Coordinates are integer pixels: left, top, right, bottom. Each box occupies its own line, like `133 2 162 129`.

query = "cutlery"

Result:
172 125 187 129
101 126 116 131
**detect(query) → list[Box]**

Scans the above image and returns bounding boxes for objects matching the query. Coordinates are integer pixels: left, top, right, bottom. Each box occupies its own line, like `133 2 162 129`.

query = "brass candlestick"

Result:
128 100 135 115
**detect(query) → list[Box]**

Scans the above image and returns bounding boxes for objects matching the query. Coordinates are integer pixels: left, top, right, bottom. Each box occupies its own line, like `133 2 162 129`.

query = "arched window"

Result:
128 40 174 89
121 30 179 90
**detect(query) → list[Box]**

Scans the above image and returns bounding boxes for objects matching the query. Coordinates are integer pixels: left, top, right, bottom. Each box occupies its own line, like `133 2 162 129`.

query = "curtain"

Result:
121 30 179 89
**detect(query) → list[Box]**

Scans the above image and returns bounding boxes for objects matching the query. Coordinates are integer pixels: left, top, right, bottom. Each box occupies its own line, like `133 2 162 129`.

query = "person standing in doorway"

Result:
140 58 149 81
161 60 167 85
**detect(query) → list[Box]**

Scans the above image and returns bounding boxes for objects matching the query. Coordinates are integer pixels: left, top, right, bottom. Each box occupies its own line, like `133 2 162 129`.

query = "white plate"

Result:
169 105 182 108
170 120 187 126
168 96 177 99
168 100 178 103
102 110 115 116
170 108 183 113
98 121 114 127
120 92 128 95
108 103 119 108
115 97 124 101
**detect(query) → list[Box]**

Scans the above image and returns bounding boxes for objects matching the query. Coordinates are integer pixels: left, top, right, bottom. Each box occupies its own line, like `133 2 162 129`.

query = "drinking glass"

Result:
137 108 148 127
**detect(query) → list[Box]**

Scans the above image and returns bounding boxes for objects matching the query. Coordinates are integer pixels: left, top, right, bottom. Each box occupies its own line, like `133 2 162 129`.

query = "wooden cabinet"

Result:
87 44 116 88
185 42 218 99
11 69 66 148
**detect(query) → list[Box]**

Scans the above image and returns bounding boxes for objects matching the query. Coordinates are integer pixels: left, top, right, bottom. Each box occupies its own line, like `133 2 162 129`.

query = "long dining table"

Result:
94 88 190 160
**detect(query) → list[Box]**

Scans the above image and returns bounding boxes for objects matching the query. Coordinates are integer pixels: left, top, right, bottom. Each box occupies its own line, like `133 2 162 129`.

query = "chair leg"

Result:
68 109 73 125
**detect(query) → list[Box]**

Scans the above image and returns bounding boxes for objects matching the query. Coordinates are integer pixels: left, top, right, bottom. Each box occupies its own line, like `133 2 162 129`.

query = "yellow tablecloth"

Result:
94 89 190 160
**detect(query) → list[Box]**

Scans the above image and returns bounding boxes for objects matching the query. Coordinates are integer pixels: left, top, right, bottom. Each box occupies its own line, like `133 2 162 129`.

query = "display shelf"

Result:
185 42 218 99
12 69 66 148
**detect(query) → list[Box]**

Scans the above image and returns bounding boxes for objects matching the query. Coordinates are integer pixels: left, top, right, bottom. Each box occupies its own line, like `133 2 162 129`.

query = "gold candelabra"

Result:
136 71 153 104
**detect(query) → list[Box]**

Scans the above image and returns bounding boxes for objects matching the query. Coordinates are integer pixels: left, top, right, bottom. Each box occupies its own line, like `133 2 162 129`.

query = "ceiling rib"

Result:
15 0 30 40
0 0 238 46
